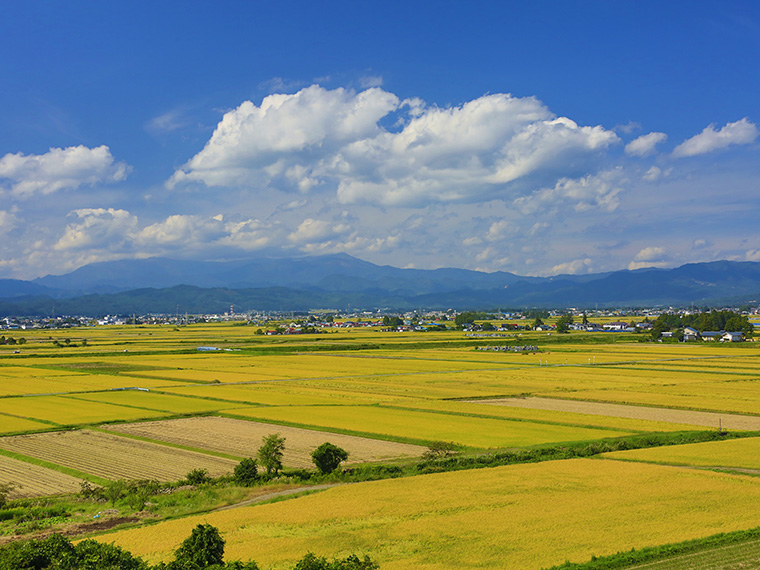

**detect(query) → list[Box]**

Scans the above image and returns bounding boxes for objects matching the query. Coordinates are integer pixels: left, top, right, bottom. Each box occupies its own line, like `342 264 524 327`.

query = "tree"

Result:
102 479 125 507
258 434 286 476
311 443 349 475
233 458 260 486
531 316 545 330
171 524 226 569
186 468 212 485
422 441 458 460
555 315 573 334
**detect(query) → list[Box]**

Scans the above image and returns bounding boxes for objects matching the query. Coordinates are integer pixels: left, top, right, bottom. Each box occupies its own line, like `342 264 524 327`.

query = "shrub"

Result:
311 443 349 475
186 468 212 486
233 458 260 487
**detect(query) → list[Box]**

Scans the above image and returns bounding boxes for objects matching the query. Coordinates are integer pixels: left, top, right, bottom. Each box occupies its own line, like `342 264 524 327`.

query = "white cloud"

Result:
287 218 351 245
625 132 667 157
358 75 383 88
54 208 137 251
0 146 130 198
168 86 619 208
628 246 669 270
673 118 758 157
642 166 662 181
167 85 399 190
551 258 592 275
513 170 624 215
0 210 19 236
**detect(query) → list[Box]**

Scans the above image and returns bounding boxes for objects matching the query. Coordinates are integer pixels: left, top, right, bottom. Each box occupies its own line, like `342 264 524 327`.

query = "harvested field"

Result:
0 454 83 498
104 416 425 468
0 430 237 482
473 396 760 430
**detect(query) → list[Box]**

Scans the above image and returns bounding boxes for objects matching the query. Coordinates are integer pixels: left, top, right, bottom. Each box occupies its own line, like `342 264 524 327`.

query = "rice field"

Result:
602 436 760 471
222 404 636 448
99 458 760 570
0 395 168 426
0 454 83 498
0 430 237 481
104 416 425 468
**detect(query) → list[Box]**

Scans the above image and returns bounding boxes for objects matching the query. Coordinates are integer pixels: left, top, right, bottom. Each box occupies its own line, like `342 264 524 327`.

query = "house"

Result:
683 327 699 341
722 331 745 343
603 322 629 331
700 331 722 341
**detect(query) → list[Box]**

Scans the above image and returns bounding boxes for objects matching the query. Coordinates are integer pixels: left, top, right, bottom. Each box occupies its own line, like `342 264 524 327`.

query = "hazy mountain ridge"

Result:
0 255 759 315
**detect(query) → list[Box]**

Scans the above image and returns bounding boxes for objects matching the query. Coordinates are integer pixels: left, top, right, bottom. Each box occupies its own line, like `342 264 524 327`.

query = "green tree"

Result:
233 458 260 486
311 443 349 475
258 434 286 476
531 316 545 330
171 523 226 569
293 553 379 570
186 468 212 485
555 314 573 334
102 479 125 507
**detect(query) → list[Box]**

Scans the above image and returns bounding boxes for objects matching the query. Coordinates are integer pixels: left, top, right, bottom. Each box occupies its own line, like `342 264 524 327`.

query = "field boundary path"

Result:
470 397 760 430
211 483 344 512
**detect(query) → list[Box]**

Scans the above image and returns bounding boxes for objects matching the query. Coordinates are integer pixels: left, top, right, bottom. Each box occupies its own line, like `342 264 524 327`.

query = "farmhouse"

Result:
683 327 699 341
722 331 745 342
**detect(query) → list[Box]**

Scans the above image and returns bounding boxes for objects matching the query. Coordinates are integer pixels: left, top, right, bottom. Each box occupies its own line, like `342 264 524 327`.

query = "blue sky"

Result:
1 1 759 279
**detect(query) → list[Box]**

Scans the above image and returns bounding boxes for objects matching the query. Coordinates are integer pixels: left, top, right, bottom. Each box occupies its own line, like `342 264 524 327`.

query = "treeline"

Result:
0 523 377 569
652 310 753 337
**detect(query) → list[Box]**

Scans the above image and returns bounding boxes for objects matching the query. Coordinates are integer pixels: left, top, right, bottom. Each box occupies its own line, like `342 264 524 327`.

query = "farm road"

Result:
471 397 760 430
212 483 344 512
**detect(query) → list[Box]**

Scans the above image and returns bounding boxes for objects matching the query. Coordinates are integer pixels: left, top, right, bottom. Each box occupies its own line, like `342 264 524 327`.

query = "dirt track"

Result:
471 397 760 430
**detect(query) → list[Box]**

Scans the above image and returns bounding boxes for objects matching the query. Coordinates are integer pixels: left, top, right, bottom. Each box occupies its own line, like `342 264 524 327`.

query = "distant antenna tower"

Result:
230 304 234 316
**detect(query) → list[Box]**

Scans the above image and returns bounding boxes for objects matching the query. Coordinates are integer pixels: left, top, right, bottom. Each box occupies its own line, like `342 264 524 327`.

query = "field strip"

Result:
470 397 760 430
0 430 237 482
623 537 760 569
0 453 84 498
104 416 425 469
211 483 344 512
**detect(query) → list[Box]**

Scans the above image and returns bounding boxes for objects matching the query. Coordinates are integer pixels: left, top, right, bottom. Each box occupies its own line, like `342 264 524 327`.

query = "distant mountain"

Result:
0 255 759 315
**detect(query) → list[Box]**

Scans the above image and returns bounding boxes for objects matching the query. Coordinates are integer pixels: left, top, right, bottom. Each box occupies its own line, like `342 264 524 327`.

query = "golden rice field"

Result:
0 430 237 482
99 458 760 570
0 395 168 426
0 413 53 435
0 454 83 498
602 436 760 471
222 404 635 448
473 396 760 430
104 416 425 468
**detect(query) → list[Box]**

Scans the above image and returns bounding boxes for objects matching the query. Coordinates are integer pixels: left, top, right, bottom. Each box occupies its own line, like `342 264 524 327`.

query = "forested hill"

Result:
0 256 759 315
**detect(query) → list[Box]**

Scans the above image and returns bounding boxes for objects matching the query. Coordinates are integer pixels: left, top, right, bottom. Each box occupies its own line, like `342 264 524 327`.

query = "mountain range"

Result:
1 254 759 315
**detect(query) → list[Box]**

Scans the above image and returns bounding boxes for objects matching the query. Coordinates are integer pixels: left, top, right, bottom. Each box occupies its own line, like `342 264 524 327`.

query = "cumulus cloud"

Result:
673 118 758 157
551 258 592 275
54 208 137 251
287 218 351 245
0 210 19 236
0 146 130 198
625 132 667 157
168 85 619 207
513 170 624 215
167 85 399 190
628 246 669 270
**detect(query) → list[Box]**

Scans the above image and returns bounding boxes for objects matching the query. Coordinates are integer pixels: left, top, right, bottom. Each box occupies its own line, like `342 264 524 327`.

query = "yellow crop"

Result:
603 436 760 470
223 405 634 448
101 458 760 570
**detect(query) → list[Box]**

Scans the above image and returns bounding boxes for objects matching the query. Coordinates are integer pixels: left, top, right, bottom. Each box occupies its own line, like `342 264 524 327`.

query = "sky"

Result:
1 1 759 280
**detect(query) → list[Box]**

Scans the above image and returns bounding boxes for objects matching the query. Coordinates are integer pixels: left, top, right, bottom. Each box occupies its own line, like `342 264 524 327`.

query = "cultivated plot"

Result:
602 436 760 471
100 458 760 570
223 404 635 448
473 397 760 430
0 454 83 498
0 430 237 482
105 416 425 468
